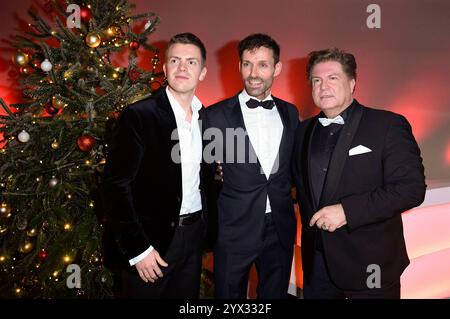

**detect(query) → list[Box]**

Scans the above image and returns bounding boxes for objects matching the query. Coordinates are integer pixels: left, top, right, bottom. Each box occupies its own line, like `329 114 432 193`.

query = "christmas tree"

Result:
0 0 162 298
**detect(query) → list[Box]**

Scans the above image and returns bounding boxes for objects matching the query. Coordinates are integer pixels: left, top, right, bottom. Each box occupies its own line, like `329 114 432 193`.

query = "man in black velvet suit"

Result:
293 48 426 298
102 33 210 298
205 34 299 298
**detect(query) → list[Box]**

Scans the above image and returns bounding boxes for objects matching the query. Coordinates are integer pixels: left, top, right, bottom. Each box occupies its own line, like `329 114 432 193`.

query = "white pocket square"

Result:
349 145 372 156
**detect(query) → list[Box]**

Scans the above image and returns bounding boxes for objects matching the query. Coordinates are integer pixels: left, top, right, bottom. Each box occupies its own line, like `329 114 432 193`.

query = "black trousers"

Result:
214 213 294 299
114 217 205 299
303 249 401 299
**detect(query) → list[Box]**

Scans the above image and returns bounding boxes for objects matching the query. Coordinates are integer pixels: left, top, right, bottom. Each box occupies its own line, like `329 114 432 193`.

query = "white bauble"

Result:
48 177 58 188
17 130 30 143
40 59 52 72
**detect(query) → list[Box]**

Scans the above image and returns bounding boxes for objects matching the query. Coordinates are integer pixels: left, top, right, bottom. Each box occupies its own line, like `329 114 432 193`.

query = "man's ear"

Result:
350 78 356 93
199 66 207 81
274 61 282 77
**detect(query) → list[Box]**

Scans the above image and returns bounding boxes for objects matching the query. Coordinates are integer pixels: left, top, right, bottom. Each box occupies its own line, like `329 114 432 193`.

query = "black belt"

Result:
178 210 202 226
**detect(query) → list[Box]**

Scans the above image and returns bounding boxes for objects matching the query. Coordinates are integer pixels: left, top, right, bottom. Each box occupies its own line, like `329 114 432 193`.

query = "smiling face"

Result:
163 43 207 96
239 46 281 100
310 60 356 118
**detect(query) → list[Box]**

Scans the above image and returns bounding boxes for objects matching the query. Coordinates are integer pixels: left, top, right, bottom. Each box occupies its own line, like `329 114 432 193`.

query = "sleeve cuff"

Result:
128 245 154 266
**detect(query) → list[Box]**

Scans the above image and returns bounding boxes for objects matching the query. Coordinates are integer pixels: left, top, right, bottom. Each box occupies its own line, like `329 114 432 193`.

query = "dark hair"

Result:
167 32 206 64
306 48 357 83
238 33 280 64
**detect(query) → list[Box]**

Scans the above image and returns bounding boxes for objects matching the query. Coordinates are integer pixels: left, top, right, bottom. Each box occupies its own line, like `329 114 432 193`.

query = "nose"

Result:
178 61 187 71
250 65 258 77
320 79 329 90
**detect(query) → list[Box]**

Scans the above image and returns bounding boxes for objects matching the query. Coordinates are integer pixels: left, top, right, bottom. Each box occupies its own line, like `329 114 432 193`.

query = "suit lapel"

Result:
268 97 288 178
155 88 182 197
155 88 178 134
223 95 263 175
319 103 363 207
304 117 320 211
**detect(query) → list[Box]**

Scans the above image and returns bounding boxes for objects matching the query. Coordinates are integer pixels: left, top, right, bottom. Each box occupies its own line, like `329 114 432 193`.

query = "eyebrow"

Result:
168 56 199 61
241 60 270 64
312 72 340 78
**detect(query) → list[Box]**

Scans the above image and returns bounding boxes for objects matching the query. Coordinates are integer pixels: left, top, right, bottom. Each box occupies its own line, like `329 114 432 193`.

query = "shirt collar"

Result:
318 98 355 122
239 89 273 104
166 87 202 120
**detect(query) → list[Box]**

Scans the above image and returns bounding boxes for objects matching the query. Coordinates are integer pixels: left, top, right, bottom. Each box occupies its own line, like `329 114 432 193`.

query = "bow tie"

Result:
318 115 345 127
246 98 275 110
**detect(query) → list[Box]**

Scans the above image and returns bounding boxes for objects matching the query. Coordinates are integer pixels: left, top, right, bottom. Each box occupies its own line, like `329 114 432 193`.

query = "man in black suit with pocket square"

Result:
205 34 299 299
102 33 211 298
293 48 426 298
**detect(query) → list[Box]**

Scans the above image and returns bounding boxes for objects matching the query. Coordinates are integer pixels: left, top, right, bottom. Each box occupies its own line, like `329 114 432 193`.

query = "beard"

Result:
244 76 272 99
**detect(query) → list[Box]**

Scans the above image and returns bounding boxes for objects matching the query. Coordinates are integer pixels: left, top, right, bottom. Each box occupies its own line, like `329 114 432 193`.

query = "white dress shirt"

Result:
129 87 203 266
239 90 283 213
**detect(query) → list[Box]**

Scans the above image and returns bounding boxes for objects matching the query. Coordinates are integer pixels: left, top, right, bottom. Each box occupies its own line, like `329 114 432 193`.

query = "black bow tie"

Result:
246 98 275 110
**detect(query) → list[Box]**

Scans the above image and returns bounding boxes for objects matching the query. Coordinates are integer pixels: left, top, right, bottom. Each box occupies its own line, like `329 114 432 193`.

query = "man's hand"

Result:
309 203 347 232
135 249 168 283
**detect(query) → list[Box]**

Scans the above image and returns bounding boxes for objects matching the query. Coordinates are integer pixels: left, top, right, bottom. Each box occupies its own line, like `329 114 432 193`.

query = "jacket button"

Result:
170 221 175 227
176 196 181 203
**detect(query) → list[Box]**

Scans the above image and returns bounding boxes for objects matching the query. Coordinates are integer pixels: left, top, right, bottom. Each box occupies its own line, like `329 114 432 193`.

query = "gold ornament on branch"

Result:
0 202 12 218
18 240 34 253
27 228 38 237
85 32 101 48
0 224 8 236
51 139 59 149
13 51 29 66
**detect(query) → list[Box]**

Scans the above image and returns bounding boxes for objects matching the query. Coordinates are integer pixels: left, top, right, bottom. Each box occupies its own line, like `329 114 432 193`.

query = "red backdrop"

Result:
1 0 449 186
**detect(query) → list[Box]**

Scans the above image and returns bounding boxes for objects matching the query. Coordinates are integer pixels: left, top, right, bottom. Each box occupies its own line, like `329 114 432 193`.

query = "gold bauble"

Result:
18 240 34 253
52 95 66 109
51 140 59 149
0 202 11 218
105 26 118 37
85 32 101 48
0 224 8 236
13 51 29 66
27 228 38 237
64 70 73 79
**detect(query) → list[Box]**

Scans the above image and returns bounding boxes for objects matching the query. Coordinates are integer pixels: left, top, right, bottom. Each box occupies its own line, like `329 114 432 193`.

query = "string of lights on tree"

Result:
0 0 162 298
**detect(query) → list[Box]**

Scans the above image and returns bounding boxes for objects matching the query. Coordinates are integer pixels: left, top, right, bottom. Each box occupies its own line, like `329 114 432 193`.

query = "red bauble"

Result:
77 134 96 152
150 81 162 91
38 249 47 261
80 6 92 23
19 67 33 75
129 41 140 50
45 103 59 115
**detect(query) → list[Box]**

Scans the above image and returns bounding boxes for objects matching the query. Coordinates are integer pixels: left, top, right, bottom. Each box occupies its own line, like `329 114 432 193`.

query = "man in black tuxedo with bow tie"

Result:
293 48 426 298
205 34 299 298
102 33 211 298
